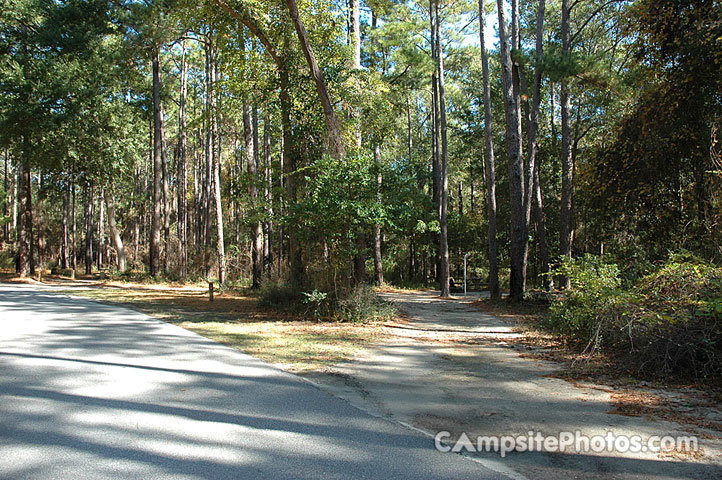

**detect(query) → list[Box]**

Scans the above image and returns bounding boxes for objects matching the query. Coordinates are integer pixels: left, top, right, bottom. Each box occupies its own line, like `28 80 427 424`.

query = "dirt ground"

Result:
304 290 722 480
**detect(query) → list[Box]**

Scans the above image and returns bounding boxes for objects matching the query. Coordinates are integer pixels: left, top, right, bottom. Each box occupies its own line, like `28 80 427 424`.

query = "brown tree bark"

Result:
211 39 226 285
177 40 188 278
150 45 163 277
61 181 70 269
285 0 345 160
373 144 384 286
245 102 262 288
16 146 32 277
526 0 552 289
559 0 574 289
2 150 8 244
104 187 126 273
497 0 526 301
160 101 170 274
263 109 273 273
84 183 94 275
97 186 104 270
435 1 450 298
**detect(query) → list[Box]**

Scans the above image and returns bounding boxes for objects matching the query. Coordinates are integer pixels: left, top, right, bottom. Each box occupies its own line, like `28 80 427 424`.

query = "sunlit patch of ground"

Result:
51 279 382 373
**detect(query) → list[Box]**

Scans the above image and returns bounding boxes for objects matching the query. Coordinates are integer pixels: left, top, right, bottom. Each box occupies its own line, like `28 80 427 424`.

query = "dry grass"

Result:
53 279 382 373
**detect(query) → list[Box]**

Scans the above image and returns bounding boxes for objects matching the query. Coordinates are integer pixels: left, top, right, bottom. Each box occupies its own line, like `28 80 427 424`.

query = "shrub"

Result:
333 285 396 323
259 282 396 323
258 281 305 313
546 253 722 381
547 254 622 340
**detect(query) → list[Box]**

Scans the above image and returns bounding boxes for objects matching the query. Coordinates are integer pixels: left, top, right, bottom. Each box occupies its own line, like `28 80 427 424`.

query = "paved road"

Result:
0 284 507 480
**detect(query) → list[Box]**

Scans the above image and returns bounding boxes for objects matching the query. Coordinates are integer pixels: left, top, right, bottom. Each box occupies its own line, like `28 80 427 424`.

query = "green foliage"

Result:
258 281 305 313
302 289 329 321
260 281 395 324
547 254 622 339
548 254 722 381
333 285 396 324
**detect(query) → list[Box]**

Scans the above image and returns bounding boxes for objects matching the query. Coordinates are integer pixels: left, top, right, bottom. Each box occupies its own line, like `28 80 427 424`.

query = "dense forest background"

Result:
1 0 720 306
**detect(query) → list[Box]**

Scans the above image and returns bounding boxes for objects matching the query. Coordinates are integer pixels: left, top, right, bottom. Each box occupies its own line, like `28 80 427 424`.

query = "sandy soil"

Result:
305 290 722 480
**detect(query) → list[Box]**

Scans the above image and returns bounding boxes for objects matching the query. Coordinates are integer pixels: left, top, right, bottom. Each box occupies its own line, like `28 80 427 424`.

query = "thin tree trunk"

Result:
524 0 545 222
244 102 261 288
104 187 127 273
3 150 8 244
97 186 104 270
373 144 384 286
211 39 225 285
285 0 345 160
203 32 213 274
280 30 302 283
84 183 94 275
161 102 170 273
178 40 188 278
526 0 550 288
71 177 76 273
61 181 70 269
12 155 17 242
16 144 31 277
497 0 526 301
533 161 553 290
263 109 273 273
559 0 574 289
436 1 450 298
150 45 162 277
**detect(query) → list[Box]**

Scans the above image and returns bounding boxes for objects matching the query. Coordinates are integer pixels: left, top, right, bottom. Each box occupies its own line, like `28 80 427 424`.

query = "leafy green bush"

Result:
547 254 622 339
258 282 305 312
547 253 722 381
259 282 396 323
334 285 396 323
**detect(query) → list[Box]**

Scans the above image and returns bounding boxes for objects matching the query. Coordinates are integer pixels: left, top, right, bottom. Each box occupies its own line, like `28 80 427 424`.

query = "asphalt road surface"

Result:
0 283 509 480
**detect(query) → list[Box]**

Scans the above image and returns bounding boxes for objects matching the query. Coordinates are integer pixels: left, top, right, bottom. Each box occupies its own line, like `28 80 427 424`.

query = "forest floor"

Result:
5 274 722 479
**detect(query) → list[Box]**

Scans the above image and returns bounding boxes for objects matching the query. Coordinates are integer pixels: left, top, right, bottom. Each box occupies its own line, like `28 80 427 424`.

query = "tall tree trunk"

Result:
524 0 545 221
435 1 450 298
161 102 170 273
559 0 574 289
373 144 384 286
104 187 126 273
350 0 361 69
211 40 225 285
533 161 553 290
61 181 70 269
280 30 302 283
245 102 261 288
150 45 162 277
203 32 214 274
97 186 104 270
263 109 273 273
2 150 8 244
178 40 188 278
71 178 76 273
430 1 440 211
12 155 17 243
497 0 526 301
526 0 550 288
285 0 345 160
84 183 94 275
350 0 362 149
429 0 440 283
16 144 32 277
